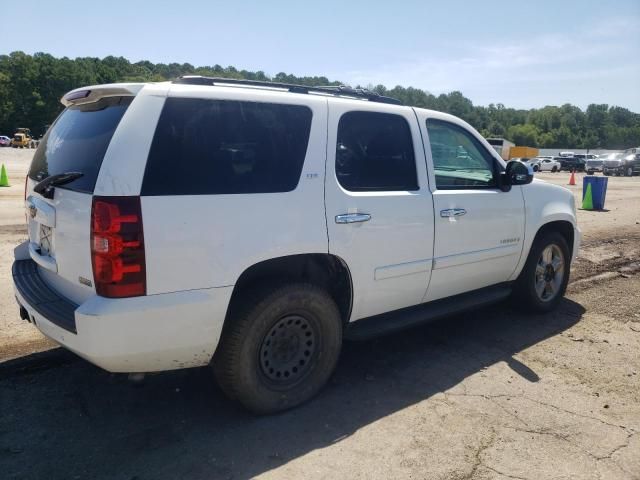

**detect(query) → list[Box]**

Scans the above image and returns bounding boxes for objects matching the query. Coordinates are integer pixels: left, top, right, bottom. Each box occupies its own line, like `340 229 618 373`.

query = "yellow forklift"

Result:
11 128 32 148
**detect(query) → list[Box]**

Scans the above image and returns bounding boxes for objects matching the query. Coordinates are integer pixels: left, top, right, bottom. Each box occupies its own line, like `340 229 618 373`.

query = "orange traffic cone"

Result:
568 170 576 186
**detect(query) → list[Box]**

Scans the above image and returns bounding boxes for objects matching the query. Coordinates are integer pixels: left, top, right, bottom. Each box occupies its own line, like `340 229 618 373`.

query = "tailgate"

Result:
25 96 133 304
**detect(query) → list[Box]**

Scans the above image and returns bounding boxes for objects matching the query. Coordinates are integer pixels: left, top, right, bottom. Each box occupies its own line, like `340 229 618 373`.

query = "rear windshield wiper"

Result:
33 172 84 199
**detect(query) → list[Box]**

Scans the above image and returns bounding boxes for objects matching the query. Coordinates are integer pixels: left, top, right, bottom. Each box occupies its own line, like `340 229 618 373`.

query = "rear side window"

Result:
29 96 133 193
336 111 418 192
142 98 313 196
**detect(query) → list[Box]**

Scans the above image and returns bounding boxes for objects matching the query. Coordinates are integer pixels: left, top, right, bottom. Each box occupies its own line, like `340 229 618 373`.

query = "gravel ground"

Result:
1 148 639 479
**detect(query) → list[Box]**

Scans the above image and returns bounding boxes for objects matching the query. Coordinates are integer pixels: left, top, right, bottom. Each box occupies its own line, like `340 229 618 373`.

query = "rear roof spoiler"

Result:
61 83 146 107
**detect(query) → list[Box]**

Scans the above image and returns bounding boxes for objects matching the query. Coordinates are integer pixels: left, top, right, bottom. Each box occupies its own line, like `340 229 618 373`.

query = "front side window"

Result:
142 98 312 196
336 111 418 192
426 119 497 189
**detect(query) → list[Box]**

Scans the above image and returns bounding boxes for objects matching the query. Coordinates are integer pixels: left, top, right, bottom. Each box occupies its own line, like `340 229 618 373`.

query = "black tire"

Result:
213 283 342 414
552 166 558 173
533 165 539 172
625 166 633 177
513 231 570 313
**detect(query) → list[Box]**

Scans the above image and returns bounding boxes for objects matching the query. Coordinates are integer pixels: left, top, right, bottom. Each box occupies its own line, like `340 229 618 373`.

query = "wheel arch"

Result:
224 253 353 329
533 220 575 258
510 213 577 282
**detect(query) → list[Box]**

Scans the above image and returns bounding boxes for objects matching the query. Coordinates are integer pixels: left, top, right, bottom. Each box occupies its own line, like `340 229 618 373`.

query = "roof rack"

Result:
172 76 402 105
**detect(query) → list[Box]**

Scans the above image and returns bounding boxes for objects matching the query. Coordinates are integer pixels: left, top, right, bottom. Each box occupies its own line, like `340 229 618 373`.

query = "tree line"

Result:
1 51 638 149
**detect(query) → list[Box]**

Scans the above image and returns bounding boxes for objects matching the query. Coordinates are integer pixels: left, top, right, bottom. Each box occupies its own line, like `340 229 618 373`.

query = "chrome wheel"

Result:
535 244 565 302
259 315 316 384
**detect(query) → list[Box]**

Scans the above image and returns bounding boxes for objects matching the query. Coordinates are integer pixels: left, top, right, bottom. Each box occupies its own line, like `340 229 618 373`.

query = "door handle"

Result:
440 208 467 218
335 213 371 224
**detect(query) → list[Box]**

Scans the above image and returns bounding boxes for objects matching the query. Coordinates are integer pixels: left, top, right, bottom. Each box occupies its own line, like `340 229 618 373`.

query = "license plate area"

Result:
39 224 53 256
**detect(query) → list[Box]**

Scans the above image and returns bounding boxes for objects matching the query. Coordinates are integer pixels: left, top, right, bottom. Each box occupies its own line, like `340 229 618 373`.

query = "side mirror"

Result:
499 160 534 192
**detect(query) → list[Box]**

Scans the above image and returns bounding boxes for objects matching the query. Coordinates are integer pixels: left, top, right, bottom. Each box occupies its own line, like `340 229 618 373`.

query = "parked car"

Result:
557 156 585 172
585 155 604 174
13 78 580 414
602 153 625 176
574 154 596 161
530 157 561 172
619 153 640 176
0 135 11 147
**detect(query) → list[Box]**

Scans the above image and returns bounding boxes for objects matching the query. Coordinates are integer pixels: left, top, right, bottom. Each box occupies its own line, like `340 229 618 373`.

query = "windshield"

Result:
28 96 132 193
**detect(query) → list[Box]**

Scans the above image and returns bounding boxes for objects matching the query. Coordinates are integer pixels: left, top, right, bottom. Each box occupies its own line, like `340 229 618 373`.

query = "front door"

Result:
325 102 434 322
415 113 525 302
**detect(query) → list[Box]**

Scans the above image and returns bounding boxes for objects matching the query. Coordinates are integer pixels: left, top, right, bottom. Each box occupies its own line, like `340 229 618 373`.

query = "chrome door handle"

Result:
440 208 467 218
335 213 371 224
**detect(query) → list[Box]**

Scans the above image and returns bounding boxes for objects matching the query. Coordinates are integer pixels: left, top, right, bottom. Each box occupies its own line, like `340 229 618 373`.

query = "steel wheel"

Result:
259 314 317 385
534 244 565 302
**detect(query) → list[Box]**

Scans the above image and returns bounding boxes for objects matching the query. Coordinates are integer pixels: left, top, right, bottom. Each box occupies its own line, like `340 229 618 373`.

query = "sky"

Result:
1 0 639 111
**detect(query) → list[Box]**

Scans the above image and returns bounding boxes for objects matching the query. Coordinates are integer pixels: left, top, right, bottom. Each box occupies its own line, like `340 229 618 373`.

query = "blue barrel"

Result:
583 176 608 210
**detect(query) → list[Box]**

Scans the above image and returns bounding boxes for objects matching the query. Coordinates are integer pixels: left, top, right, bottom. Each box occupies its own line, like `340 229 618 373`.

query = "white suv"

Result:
13 77 580 413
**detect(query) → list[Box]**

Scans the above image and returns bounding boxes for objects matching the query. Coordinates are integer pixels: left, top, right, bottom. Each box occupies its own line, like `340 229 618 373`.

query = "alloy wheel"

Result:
535 244 565 302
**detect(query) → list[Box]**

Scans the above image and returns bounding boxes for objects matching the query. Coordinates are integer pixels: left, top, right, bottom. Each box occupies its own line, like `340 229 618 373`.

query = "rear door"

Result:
415 113 525 302
325 101 434 322
139 87 328 295
25 95 134 304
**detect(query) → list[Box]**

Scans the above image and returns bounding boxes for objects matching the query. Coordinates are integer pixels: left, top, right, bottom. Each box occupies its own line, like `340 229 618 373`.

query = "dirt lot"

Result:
1 148 639 479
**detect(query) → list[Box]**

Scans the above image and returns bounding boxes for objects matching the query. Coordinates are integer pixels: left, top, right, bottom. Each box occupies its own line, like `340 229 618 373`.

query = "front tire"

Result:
513 231 570 313
213 283 343 414
626 166 633 177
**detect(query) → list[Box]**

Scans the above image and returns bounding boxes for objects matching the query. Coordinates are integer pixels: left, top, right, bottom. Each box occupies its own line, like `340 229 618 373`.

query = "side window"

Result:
336 111 418 192
426 119 497 189
142 98 312 195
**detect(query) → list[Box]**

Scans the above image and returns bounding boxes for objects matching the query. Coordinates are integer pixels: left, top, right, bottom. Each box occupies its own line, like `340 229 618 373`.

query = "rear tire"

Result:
626 166 633 177
513 231 570 313
552 166 558 173
213 283 342 414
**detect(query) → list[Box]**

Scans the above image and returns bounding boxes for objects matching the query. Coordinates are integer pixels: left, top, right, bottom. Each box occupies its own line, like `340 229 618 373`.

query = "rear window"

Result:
29 96 133 193
141 98 313 196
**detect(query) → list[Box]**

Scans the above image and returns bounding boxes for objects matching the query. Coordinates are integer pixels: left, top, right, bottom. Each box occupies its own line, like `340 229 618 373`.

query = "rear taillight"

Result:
91 196 146 298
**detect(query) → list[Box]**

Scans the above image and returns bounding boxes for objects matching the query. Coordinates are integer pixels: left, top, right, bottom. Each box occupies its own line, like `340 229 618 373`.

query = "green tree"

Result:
0 51 638 148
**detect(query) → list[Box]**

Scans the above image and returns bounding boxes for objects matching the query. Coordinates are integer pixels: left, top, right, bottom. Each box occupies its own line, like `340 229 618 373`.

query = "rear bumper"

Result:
13 258 233 373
